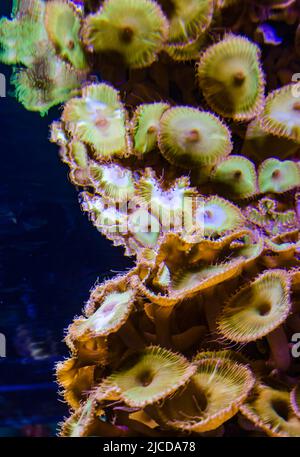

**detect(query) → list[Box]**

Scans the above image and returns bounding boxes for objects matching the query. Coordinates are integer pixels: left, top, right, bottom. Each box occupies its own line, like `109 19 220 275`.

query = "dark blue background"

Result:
0 1 132 436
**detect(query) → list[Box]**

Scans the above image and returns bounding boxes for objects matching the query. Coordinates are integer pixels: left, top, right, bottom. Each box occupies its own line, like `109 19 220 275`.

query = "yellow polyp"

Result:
260 84 300 143
165 33 207 61
154 357 254 433
167 0 214 45
158 106 232 168
106 346 196 407
132 102 170 155
218 270 291 343
82 0 169 68
197 35 265 121
62 83 128 158
241 384 300 437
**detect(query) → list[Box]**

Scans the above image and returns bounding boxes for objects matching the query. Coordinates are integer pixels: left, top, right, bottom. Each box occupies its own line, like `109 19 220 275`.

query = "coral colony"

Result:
2 0 300 437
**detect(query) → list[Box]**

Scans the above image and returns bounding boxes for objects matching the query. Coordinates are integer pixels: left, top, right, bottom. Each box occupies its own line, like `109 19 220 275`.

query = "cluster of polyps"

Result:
1 0 300 437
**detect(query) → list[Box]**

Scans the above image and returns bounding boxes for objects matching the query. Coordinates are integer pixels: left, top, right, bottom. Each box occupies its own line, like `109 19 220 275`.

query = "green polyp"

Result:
62 83 127 158
247 198 297 236
234 237 264 262
158 107 232 169
212 156 257 199
258 159 300 194
89 163 135 202
195 197 244 237
0 1 48 66
241 385 300 437
197 35 265 121
82 0 169 69
12 0 47 19
132 103 169 155
69 141 89 169
247 208 266 228
75 290 134 337
167 0 214 44
266 238 298 253
107 346 195 407
45 1 88 70
11 50 82 116
128 208 161 248
155 357 254 433
218 270 291 343
242 118 299 161
171 263 238 294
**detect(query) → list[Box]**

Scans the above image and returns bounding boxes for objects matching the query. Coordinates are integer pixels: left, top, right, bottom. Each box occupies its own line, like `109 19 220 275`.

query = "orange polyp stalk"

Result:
266 326 291 372
153 305 174 349
115 410 161 437
118 319 146 350
203 286 223 334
